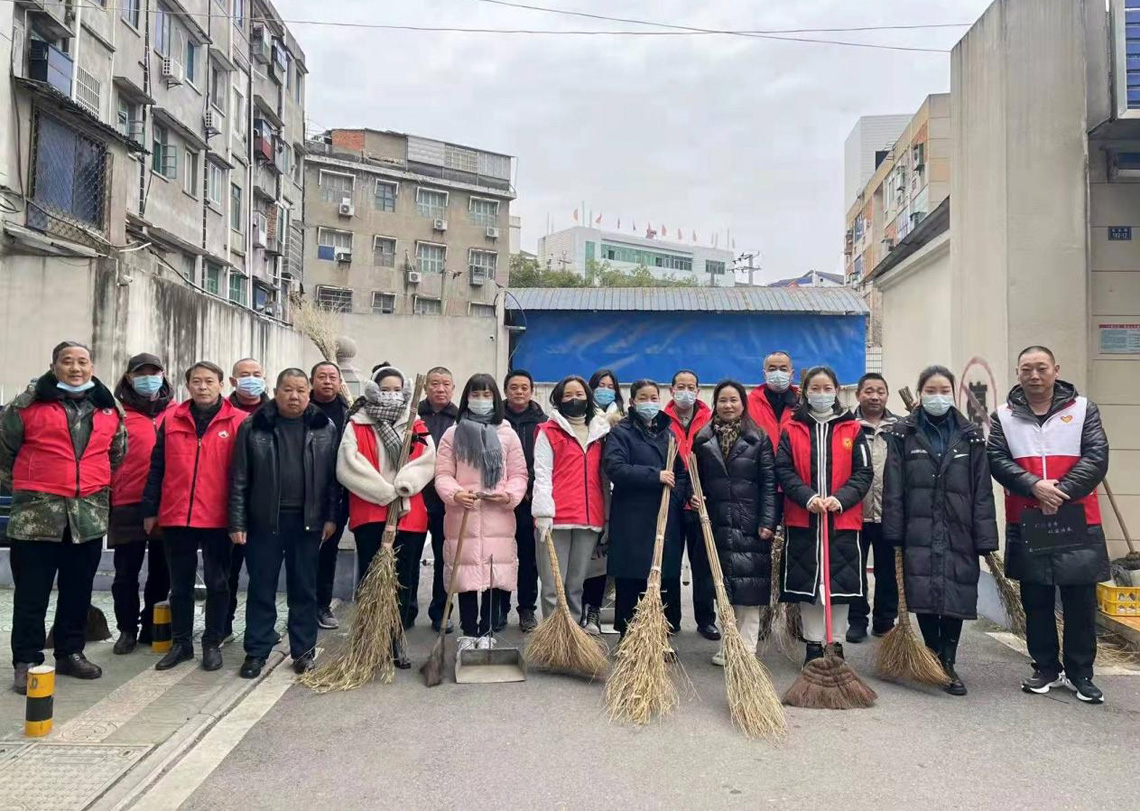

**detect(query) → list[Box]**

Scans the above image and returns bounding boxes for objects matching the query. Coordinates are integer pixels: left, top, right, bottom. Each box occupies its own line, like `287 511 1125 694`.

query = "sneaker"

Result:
476 636 497 650
583 608 602 636
519 609 538 633
113 632 138 655
845 625 868 644
456 636 477 665
711 651 725 667
1022 668 1065 695
1066 676 1105 704
317 607 339 630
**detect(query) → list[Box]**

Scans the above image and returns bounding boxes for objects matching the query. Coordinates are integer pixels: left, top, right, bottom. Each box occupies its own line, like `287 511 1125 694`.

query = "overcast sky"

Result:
277 0 994 283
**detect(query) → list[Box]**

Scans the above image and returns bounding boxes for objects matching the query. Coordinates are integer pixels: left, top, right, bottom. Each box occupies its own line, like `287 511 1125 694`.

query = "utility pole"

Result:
736 251 760 286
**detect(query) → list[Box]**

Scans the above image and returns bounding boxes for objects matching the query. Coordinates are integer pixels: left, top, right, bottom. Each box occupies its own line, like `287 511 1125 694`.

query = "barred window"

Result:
416 188 448 219
373 236 396 267
29 111 109 238
468 197 499 227
416 242 446 274
316 285 353 312
469 249 497 280
320 170 354 203
374 180 397 212
371 292 395 314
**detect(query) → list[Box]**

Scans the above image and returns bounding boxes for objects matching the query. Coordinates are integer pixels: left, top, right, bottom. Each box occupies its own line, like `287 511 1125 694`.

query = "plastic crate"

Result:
1097 583 1140 616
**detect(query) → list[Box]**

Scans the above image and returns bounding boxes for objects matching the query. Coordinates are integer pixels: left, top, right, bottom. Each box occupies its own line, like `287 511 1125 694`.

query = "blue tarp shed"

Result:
505 287 869 386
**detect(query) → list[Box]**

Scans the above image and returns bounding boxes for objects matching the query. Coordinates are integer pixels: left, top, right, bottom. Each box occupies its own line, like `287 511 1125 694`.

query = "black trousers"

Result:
225 542 246 637
316 521 345 610
499 500 538 618
613 576 683 637
458 589 509 637
10 532 102 666
848 522 899 631
244 511 320 660
583 575 606 612
915 614 964 659
427 510 448 624
354 524 428 628
112 538 170 638
1021 582 1098 680
165 527 231 648
682 511 716 627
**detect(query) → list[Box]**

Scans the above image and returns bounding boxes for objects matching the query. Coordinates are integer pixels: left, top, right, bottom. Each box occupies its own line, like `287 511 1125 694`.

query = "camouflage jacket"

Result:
0 374 127 542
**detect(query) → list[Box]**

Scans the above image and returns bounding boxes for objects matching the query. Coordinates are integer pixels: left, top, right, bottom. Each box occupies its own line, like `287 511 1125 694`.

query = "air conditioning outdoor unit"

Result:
433 218 448 232
335 249 352 263
339 198 355 217
485 226 500 239
406 270 422 284
204 109 220 135
470 268 486 287
161 57 183 86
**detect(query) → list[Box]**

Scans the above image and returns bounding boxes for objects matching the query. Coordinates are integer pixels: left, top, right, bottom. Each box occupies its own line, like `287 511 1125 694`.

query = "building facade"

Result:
536 226 735 287
302 128 515 319
843 114 912 211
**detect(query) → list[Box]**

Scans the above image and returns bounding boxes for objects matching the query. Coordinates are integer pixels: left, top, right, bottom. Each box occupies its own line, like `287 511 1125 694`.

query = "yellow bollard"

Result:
152 601 172 653
25 665 54 737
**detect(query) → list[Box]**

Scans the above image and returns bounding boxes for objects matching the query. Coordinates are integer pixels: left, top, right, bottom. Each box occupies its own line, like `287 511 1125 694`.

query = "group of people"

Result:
1 341 1112 704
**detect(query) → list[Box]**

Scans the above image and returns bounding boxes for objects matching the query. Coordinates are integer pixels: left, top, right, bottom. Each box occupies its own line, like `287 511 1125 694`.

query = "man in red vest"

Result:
988 345 1110 704
1 341 127 694
746 350 800 448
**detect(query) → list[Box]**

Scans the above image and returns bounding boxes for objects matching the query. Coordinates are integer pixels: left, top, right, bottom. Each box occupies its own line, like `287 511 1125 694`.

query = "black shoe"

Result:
55 652 102 680
393 640 411 670
403 617 416 631
831 642 846 660
845 625 868 644
156 643 194 671
13 663 31 695
138 625 154 645
201 646 223 672
317 607 339 630
1022 667 1065 695
871 622 895 638
519 609 538 633
293 654 315 675
492 613 508 634
804 642 825 667
697 623 722 641
113 632 138 655
240 656 266 679
1066 676 1105 704
941 656 967 696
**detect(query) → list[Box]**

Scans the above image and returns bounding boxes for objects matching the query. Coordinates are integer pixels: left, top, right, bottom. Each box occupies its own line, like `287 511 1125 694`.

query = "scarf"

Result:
362 381 408 462
452 412 504 490
711 415 742 460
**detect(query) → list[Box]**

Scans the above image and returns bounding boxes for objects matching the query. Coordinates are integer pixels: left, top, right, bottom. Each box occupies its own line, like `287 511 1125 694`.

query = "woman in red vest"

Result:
774 365 872 667
337 365 436 668
109 353 176 656
532 375 611 627
580 368 625 632
142 361 245 673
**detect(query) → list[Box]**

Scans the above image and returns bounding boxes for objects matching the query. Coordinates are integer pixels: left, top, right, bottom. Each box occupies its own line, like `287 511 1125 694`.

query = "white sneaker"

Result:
456 636 477 664
476 636 497 650
711 651 725 667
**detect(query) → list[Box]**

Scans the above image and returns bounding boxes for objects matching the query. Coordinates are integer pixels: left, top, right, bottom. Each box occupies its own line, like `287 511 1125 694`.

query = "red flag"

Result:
573 209 579 222
595 213 603 225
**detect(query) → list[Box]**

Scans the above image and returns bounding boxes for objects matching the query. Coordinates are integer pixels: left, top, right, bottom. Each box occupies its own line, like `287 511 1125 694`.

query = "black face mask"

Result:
559 399 589 419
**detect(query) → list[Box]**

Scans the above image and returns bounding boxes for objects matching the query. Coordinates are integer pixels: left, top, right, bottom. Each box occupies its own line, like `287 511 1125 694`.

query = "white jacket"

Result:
532 409 611 530
337 407 437 508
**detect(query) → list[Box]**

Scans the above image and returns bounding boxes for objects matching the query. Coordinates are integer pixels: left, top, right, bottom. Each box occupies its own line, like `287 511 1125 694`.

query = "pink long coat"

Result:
434 422 528 594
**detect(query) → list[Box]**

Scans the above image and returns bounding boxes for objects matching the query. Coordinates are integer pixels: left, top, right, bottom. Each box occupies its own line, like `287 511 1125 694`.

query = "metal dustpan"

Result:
456 555 526 684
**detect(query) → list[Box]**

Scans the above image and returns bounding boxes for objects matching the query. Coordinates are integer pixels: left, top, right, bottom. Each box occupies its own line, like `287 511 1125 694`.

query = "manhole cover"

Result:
0 742 149 811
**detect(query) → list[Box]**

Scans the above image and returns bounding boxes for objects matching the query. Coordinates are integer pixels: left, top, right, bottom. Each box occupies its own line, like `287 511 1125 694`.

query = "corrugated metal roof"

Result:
505 286 869 315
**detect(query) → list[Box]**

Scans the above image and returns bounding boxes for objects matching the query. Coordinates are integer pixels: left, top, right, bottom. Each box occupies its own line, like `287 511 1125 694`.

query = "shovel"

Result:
455 552 526 684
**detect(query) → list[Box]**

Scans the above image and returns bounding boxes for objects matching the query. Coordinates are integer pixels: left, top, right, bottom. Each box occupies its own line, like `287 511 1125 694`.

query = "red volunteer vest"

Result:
347 419 430 533
666 399 712 471
11 400 120 497
995 396 1102 525
747 385 799 449
112 404 175 506
158 399 245 529
781 418 864 531
537 421 606 528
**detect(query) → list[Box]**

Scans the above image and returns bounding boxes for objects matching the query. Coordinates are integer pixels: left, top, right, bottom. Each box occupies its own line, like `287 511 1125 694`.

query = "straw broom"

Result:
688 455 786 741
301 375 425 693
421 509 471 687
606 437 680 725
874 549 949 687
524 530 609 679
759 532 803 662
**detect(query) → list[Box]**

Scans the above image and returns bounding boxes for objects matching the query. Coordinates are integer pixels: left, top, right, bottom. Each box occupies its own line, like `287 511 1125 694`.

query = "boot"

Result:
804 642 825 668
940 643 967 696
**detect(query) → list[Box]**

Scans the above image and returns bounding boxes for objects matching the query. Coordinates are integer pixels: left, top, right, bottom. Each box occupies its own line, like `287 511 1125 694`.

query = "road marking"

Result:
56 664 198 743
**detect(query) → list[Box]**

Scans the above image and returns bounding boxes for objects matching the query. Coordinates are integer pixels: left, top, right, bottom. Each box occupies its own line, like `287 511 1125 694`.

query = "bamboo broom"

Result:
606 437 680 725
761 532 803 662
421 509 471 687
689 455 786 741
874 549 950 687
301 374 426 693
524 530 609 679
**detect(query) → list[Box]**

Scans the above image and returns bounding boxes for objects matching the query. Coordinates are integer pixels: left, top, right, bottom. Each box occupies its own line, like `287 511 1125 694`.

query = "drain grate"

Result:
0 742 149 810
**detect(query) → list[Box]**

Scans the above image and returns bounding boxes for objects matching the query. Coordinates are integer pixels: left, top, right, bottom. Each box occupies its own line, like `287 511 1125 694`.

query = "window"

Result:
414 296 442 316
372 236 396 267
468 197 499 227
374 180 397 212
207 161 224 206
469 302 495 318
204 261 222 295
75 67 101 118
121 0 140 28
184 40 198 85
600 243 692 272
292 146 302 185
232 87 246 140
444 144 478 174
155 4 171 55
117 97 141 140
295 72 303 105
233 0 244 27
319 170 354 203
230 183 242 231
416 242 446 274
181 254 196 281
210 64 226 111
184 149 199 197
316 285 353 312
28 113 109 234
228 271 247 305
151 124 176 179
416 188 448 219
469 249 497 280
317 228 352 260
705 260 726 276
371 292 395 314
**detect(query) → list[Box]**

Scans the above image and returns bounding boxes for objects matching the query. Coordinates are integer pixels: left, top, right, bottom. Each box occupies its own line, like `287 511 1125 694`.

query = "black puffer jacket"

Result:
987 381 1110 585
418 399 459 516
228 403 340 534
693 422 777 606
882 408 999 619
504 401 547 496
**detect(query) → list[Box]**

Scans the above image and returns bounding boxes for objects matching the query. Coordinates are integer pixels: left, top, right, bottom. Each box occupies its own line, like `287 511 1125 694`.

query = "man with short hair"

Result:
502 369 547 633
746 351 799 448
229 369 339 678
988 346 1110 703
310 361 348 630
419 366 459 633
846 373 899 643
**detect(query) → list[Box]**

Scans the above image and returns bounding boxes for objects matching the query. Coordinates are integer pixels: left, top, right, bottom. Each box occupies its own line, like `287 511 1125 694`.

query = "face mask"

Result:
57 379 95 394
468 398 494 416
765 370 792 393
560 399 588 419
807 393 835 413
634 402 661 421
593 388 616 408
673 390 697 409
377 391 405 408
236 377 266 398
131 374 163 397
922 394 954 417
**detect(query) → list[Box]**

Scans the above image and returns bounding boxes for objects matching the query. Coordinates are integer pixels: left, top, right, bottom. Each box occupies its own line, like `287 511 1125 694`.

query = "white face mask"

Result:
922 394 954 417
377 391 405 408
765 370 792 392
467 398 494 416
807 393 835 413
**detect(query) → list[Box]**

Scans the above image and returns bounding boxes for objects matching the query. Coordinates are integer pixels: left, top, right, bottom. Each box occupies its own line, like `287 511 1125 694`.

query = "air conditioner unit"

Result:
335 249 352 263
339 198 355 217
433 218 448 232
161 57 183 86
470 267 486 287
485 226 500 239
406 270 422 284
204 109 220 135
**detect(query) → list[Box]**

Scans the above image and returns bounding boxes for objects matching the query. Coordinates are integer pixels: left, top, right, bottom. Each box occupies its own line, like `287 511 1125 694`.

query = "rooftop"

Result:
767 270 846 288
505 286 868 315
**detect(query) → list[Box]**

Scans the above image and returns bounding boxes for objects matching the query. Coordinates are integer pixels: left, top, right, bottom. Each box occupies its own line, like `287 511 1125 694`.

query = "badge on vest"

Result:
842 437 853 449
1060 415 1073 423
102 408 114 415
218 431 230 439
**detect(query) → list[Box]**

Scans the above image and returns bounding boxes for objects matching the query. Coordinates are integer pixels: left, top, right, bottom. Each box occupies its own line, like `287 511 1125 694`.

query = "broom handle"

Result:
821 514 834 646
438 509 471 632
893 548 909 618
687 454 738 634
382 374 427 549
648 437 678 590
544 529 571 611
1102 479 1137 554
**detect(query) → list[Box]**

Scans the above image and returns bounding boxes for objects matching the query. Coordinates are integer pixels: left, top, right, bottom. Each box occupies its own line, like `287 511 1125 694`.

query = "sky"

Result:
276 0 995 283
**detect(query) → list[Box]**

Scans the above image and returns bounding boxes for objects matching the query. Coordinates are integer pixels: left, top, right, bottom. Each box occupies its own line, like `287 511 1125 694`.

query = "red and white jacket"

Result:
532 410 610 531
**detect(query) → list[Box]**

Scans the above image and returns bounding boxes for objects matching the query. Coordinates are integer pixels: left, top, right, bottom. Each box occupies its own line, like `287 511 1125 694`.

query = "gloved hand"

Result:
535 516 554 537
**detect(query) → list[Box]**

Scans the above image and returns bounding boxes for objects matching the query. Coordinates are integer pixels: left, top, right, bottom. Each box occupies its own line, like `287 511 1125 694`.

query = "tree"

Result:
507 254 699 288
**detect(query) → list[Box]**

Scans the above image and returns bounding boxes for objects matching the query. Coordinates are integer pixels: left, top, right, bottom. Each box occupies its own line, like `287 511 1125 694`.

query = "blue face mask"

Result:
468 398 494 416
922 394 954 417
634 402 661 421
131 374 163 397
57 379 95 394
593 387 616 408
673 390 698 409
236 376 266 398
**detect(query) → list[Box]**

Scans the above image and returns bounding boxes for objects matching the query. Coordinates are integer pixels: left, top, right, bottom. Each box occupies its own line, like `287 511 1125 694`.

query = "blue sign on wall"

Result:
1109 226 1132 241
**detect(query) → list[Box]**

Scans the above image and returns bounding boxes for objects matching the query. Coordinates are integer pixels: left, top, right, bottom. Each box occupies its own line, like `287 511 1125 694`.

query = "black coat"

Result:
693 422 777 606
504 401 547 496
228 403 340 534
882 409 999 619
603 412 687 581
987 381 1110 585
418 399 459 516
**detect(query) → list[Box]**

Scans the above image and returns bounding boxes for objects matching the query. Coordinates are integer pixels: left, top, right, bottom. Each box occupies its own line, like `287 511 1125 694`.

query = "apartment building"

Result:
843 114 911 211
303 128 516 319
